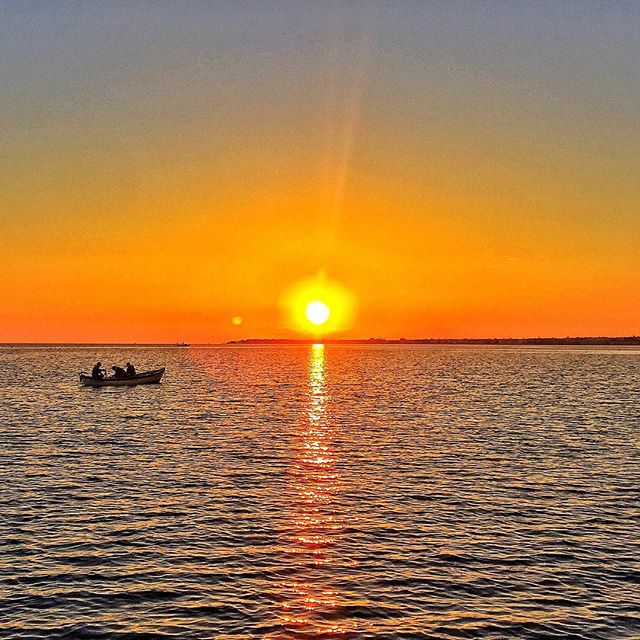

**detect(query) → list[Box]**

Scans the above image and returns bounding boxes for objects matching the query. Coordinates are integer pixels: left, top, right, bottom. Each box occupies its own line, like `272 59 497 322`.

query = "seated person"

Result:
125 362 136 377
92 362 105 380
112 365 126 379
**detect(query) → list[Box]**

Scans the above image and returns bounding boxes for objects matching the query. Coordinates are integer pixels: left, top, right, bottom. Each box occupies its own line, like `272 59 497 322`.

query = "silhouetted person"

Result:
112 365 126 379
125 362 136 377
92 362 105 380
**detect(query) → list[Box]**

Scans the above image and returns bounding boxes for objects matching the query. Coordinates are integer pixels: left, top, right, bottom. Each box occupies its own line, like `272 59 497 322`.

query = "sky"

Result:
1 1 638 342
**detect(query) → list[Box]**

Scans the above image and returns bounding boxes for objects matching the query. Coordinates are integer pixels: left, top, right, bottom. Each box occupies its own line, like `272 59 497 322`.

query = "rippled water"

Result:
1 345 639 639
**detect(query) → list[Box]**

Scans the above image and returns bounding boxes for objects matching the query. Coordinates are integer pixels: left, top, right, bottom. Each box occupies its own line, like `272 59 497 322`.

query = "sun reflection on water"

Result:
274 344 354 637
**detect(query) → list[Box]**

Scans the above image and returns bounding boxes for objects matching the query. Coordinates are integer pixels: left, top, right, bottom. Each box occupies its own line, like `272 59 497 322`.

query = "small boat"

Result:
177 342 190 347
79 368 165 387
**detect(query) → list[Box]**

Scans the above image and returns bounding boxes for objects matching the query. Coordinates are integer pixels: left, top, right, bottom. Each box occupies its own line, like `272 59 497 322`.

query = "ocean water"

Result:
1 345 639 639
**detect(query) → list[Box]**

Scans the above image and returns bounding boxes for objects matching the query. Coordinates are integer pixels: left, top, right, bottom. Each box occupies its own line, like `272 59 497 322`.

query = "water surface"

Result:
1 345 639 638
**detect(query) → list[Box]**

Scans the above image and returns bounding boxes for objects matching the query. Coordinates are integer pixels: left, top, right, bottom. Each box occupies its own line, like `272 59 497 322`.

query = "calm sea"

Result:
1 345 639 639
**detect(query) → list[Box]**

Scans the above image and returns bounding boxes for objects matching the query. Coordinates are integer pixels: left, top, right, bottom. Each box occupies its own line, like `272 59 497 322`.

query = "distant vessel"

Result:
79 368 165 387
177 342 190 347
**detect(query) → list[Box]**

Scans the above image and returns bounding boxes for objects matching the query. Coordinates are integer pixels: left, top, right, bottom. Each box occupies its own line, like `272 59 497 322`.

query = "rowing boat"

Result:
79 368 165 387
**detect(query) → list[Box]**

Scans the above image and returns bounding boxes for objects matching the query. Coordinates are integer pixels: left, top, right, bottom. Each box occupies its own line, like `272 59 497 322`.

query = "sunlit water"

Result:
1 345 639 639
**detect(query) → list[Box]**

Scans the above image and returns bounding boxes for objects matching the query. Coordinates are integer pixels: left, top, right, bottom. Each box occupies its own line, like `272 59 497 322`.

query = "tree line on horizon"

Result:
228 336 640 345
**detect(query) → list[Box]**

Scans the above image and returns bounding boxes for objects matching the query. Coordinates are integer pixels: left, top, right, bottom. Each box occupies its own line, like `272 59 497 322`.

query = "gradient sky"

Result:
1 1 638 342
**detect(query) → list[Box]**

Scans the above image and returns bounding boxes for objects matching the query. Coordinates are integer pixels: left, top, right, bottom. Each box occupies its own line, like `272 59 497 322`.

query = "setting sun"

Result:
306 301 330 326
281 274 355 336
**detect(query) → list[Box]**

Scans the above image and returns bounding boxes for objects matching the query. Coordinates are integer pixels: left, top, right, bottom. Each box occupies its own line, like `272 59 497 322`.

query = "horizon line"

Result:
2 335 640 347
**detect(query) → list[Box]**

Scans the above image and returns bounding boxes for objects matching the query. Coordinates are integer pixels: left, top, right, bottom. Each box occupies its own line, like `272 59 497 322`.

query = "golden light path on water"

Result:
275 344 354 637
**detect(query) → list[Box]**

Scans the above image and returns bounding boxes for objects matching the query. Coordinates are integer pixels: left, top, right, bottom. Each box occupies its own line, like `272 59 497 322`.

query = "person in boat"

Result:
92 362 106 380
112 365 126 379
125 362 136 377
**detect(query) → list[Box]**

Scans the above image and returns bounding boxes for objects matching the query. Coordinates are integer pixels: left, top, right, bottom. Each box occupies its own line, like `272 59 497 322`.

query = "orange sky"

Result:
1 3 638 342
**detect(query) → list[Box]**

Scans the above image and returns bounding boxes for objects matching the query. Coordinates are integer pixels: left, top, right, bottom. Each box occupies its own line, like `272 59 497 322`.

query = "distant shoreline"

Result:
228 337 640 346
2 336 640 347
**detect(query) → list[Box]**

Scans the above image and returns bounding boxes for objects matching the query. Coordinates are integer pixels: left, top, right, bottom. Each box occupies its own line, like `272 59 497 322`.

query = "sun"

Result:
281 274 355 336
306 301 330 326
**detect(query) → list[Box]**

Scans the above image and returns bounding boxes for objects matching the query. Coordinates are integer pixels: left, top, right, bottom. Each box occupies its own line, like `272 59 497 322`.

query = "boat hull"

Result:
79 368 165 387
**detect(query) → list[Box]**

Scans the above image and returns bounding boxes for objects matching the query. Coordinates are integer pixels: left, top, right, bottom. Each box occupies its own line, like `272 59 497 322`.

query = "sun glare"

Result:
306 301 330 326
281 274 355 336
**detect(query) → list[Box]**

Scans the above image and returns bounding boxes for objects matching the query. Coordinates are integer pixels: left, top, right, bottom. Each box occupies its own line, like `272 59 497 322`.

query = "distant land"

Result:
228 337 640 346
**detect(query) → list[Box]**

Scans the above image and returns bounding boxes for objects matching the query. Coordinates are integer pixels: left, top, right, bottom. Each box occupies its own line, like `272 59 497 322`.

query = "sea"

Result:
1 345 639 639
